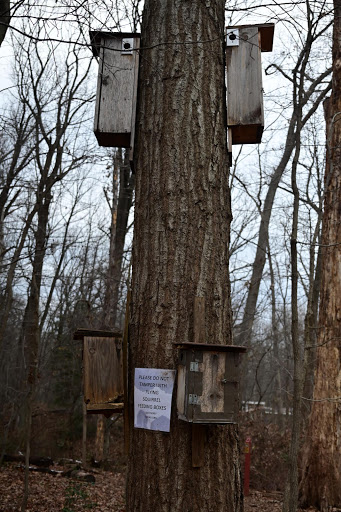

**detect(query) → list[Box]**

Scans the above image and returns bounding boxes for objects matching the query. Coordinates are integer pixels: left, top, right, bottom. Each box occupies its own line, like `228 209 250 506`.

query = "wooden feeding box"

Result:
226 23 274 145
75 329 124 416
90 31 140 152
175 342 246 424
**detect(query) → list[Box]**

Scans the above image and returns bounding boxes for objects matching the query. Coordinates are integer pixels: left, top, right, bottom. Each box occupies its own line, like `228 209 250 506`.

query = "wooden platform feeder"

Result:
226 23 274 145
75 329 124 417
90 31 140 154
175 342 246 424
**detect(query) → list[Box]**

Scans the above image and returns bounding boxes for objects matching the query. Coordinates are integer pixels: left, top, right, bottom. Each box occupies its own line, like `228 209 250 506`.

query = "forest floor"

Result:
0 462 320 512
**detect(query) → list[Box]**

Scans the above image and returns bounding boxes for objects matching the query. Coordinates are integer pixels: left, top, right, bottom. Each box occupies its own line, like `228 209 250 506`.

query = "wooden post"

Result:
244 436 252 496
192 296 206 467
82 399 87 467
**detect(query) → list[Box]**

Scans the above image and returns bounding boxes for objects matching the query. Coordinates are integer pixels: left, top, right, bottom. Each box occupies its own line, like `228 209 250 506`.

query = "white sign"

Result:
134 368 176 432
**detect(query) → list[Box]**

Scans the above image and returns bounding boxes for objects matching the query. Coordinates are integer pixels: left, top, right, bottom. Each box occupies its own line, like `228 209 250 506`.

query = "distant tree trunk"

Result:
0 204 37 352
20 192 52 512
109 151 134 328
302 232 322 418
126 2 242 511
283 86 304 512
95 149 135 464
268 248 283 420
101 151 120 330
300 4 341 509
95 152 120 464
102 149 134 330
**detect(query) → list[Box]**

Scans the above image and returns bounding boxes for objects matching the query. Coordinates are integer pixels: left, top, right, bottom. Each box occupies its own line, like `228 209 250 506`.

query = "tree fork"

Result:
126 1 242 511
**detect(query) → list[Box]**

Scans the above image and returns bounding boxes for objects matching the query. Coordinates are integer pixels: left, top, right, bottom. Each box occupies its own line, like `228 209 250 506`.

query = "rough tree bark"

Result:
126 2 242 511
300 3 341 509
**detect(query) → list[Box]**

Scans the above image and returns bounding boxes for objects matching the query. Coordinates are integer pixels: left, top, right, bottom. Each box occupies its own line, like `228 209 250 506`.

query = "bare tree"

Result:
0 24 96 509
300 1 341 509
235 1 332 348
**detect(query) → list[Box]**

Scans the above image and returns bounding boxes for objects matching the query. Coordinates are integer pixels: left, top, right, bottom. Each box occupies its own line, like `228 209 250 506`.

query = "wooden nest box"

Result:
226 23 274 145
90 31 140 153
75 329 124 416
174 342 246 424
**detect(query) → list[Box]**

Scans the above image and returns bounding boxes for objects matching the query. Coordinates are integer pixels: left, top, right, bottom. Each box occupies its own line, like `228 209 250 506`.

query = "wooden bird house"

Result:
75 329 124 416
90 31 140 154
175 342 246 424
226 23 274 145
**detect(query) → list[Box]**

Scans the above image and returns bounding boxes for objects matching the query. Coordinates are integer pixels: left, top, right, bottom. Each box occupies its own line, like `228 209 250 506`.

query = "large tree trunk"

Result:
126 2 242 511
300 3 341 509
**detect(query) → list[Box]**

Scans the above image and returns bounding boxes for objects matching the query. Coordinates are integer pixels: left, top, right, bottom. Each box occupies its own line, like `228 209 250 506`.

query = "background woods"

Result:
0 1 339 512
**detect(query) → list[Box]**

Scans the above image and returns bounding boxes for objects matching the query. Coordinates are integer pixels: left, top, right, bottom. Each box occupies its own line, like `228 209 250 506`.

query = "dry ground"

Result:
244 490 317 512
0 462 321 512
0 463 125 512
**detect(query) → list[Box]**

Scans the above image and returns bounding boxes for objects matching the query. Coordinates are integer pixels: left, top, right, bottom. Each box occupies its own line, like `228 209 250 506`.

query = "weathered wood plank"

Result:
83 336 124 407
176 364 186 416
200 352 225 414
74 328 122 340
86 403 124 411
226 26 264 144
94 34 140 148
